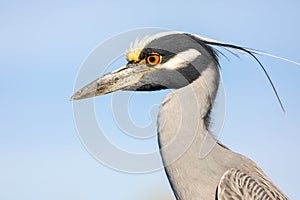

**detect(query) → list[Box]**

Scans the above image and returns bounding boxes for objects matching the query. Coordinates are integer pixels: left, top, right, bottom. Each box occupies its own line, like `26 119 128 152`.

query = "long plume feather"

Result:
193 34 300 112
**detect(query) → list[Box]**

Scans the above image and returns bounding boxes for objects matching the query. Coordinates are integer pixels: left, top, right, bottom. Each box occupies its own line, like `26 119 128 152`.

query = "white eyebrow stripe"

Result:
159 48 201 70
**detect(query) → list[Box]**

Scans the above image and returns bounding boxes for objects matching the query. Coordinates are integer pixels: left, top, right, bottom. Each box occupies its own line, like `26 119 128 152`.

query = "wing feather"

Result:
217 168 288 200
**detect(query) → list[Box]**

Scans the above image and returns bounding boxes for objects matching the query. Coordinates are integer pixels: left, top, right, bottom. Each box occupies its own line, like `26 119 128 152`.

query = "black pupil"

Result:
148 56 156 63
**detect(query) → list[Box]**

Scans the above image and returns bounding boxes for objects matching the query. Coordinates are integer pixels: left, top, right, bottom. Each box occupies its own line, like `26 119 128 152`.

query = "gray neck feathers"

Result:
157 62 222 199
158 62 220 151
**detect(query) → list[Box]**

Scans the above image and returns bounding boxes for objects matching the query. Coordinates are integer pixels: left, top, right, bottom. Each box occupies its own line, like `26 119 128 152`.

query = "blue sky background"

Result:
1 1 300 199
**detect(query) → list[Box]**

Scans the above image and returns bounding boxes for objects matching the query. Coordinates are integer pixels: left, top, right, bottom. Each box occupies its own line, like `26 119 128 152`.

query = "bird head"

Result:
70 32 220 101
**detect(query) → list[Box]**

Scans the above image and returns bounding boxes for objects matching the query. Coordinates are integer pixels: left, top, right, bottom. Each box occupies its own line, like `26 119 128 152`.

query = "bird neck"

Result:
157 63 220 199
158 62 220 152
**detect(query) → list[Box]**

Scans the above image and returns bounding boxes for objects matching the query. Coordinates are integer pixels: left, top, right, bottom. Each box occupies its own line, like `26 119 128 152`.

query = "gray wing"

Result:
217 168 288 200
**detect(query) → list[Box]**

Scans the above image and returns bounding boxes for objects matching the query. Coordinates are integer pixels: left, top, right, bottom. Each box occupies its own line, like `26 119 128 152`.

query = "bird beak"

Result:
70 64 155 101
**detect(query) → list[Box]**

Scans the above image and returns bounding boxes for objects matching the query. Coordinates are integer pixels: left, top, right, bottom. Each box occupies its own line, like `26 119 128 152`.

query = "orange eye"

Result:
146 54 161 65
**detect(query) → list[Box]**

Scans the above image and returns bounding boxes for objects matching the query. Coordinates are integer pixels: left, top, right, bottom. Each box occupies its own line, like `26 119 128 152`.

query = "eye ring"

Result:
146 54 161 65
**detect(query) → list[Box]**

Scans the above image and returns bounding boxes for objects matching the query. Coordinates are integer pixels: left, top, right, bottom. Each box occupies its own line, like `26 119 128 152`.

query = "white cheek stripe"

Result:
159 48 201 70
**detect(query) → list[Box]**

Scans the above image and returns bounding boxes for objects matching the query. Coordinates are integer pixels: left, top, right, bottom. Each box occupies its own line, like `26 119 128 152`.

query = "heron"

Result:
71 32 289 199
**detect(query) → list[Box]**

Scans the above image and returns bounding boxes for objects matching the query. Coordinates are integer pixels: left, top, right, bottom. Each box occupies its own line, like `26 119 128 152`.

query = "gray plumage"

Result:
71 32 288 200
